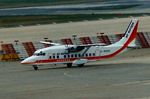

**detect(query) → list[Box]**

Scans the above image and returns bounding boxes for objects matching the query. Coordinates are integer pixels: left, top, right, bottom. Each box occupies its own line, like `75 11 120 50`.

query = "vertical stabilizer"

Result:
113 19 139 46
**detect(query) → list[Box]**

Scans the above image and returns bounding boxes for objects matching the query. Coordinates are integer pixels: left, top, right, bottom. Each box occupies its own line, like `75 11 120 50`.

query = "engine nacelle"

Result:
73 59 88 65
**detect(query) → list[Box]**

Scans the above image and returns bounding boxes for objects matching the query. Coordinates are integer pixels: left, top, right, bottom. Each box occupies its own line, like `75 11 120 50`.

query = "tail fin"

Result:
113 19 139 46
102 19 139 58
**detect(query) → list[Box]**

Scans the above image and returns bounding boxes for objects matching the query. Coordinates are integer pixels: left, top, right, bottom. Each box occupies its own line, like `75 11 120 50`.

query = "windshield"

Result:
33 51 45 56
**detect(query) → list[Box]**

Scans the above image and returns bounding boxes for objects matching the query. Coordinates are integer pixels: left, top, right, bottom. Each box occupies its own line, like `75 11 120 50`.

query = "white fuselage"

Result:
21 44 126 65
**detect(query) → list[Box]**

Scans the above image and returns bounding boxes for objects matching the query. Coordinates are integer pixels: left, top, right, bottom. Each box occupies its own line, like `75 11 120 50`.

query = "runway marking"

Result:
135 97 150 99
113 80 150 86
64 72 74 77
141 82 150 85
113 81 142 86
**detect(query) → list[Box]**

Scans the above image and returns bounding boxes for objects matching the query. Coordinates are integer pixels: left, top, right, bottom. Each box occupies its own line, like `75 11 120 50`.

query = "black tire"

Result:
33 65 38 70
67 63 72 68
78 64 84 67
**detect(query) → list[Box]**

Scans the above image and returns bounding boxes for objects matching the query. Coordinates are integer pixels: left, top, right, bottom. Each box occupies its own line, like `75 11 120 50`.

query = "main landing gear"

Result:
78 64 84 67
67 63 72 68
32 65 38 70
66 63 85 68
33 63 85 70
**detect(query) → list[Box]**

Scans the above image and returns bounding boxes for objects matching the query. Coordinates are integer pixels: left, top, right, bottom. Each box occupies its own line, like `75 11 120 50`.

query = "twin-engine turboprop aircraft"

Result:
21 19 139 70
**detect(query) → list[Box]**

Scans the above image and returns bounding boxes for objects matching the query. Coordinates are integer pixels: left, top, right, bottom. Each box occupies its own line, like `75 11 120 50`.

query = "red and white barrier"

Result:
22 42 36 56
0 32 150 60
137 32 150 48
80 37 93 44
61 38 73 45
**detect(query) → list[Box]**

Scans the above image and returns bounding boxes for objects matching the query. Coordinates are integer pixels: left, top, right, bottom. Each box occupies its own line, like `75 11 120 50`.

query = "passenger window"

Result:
49 56 51 59
78 54 81 57
86 53 88 57
64 55 66 58
89 53 91 57
53 56 55 59
75 54 77 58
57 56 59 59
68 54 70 58
93 53 95 56
71 54 74 58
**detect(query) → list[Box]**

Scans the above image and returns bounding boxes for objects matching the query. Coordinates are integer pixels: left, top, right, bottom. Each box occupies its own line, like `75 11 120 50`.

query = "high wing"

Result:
40 40 106 47
40 41 61 46
40 41 106 54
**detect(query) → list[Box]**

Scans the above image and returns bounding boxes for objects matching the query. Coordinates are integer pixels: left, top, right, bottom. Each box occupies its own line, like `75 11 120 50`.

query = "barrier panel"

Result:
80 37 92 44
13 43 28 60
34 42 45 50
137 32 149 48
97 35 111 45
22 42 36 56
61 38 73 45
143 32 150 46
71 38 82 45
90 36 100 43
108 35 118 44
1 44 16 54
1 32 150 61
116 34 124 41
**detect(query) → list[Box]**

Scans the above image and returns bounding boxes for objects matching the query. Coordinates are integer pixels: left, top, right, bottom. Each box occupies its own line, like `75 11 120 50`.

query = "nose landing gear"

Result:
32 65 38 70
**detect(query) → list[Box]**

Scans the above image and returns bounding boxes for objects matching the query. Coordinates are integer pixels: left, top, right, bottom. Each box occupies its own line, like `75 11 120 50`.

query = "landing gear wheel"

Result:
78 64 84 67
33 65 38 70
67 63 72 68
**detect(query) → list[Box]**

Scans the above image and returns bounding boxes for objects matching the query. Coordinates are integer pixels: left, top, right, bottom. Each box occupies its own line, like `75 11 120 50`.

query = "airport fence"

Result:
0 32 150 61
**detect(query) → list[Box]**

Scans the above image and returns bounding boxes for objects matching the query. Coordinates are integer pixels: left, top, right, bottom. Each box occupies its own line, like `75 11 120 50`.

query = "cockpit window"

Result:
34 51 46 56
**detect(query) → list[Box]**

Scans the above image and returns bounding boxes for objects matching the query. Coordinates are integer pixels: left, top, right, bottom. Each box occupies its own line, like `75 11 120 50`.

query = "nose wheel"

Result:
33 65 38 70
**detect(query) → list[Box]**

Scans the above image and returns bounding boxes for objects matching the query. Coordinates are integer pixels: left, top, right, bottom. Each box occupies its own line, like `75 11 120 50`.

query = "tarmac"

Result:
0 16 150 43
0 48 150 99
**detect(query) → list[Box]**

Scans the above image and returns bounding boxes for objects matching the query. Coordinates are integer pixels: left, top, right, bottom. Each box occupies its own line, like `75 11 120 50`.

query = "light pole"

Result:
14 40 19 45
44 37 48 41
72 34 77 45
14 40 20 55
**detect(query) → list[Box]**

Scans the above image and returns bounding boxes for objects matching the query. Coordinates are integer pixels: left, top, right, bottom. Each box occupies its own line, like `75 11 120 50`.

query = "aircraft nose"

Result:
21 59 28 64
21 57 35 64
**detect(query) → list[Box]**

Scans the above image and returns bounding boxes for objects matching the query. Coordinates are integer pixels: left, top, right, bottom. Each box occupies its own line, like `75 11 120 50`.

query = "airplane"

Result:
21 19 139 70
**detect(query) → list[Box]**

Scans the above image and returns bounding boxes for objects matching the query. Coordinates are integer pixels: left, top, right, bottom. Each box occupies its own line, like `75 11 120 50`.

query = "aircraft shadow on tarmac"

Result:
35 62 150 71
